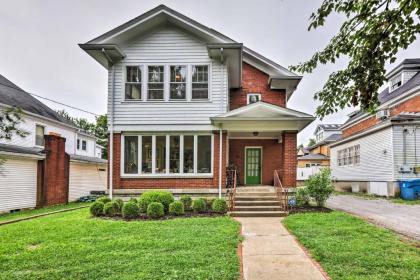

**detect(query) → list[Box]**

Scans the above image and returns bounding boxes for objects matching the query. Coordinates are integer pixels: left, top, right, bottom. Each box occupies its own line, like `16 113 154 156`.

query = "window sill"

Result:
120 174 213 179
121 100 212 104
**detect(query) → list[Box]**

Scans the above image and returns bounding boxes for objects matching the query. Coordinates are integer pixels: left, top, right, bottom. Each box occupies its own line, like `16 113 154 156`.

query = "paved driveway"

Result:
327 195 420 240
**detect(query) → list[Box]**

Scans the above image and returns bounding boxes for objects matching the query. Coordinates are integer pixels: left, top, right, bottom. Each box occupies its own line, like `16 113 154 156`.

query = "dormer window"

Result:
247 93 261 104
390 74 402 91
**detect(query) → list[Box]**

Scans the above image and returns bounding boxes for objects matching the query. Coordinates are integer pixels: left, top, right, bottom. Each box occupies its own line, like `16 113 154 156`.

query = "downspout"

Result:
218 47 224 199
102 48 114 200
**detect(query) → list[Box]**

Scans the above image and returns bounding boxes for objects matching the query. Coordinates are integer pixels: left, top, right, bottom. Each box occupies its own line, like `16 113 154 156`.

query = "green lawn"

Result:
0 202 89 223
284 211 420 280
334 191 420 205
0 208 241 280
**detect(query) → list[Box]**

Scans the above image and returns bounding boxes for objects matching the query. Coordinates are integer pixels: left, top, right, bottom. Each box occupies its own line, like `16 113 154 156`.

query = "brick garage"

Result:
110 132 227 189
230 62 286 109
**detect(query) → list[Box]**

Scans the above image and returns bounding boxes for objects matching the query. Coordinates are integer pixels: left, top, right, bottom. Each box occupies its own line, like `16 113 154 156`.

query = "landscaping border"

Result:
0 205 89 226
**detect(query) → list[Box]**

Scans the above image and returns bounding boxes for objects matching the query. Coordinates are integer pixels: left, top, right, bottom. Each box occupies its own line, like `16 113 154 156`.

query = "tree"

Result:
308 138 316 147
291 0 420 118
0 107 28 140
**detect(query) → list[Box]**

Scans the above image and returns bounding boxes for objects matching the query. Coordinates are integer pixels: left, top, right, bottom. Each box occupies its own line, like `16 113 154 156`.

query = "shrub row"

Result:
90 192 228 219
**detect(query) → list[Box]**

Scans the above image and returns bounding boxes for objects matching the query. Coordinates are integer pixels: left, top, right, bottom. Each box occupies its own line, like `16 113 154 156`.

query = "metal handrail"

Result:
227 170 237 211
274 170 289 213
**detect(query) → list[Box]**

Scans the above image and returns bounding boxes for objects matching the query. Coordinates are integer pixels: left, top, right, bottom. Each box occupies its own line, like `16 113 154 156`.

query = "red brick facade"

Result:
343 94 420 138
281 132 297 187
229 139 282 186
110 132 227 189
230 62 286 110
38 135 69 206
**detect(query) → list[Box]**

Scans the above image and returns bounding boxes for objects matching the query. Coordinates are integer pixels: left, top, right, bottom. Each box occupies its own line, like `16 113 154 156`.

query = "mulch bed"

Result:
98 211 225 221
289 206 332 215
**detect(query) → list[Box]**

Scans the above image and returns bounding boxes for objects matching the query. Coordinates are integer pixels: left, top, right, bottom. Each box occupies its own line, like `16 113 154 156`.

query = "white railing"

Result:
297 166 322 181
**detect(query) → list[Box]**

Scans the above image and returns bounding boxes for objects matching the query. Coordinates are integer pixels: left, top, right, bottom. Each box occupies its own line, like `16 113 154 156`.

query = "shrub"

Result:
96 196 111 204
192 198 207 213
114 199 124 212
103 201 119 217
138 191 174 213
169 201 185 216
211 198 227 213
122 201 140 219
306 168 334 207
295 187 311 206
90 201 104 217
128 197 138 204
147 202 164 219
205 197 215 209
180 195 192 210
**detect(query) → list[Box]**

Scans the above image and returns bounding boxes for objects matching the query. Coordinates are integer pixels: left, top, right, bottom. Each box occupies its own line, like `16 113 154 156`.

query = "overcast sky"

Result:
1 0 419 145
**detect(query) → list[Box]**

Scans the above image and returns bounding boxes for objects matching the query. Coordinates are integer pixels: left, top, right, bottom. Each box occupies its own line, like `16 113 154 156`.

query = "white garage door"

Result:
69 162 107 201
0 157 38 212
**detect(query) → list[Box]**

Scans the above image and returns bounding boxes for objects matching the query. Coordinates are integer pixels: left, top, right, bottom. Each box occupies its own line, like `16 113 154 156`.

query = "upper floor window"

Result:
125 66 141 100
390 74 402 91
82 140 87 151
35 124 45 146
192 65 208 100
170 66 187 100
148 66 164 100
77 139 80 150
247 93 261 104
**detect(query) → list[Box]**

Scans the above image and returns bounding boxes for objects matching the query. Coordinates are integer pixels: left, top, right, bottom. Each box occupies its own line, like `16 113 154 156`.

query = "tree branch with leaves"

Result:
290 0 420 118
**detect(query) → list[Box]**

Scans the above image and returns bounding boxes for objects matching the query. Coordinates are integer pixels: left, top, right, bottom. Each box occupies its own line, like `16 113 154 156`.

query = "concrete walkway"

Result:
328 195 420 240
235 217 326 280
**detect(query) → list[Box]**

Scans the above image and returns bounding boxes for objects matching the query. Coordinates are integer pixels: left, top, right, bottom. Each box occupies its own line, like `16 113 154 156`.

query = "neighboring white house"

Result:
0 74 107 212
330 58 420 197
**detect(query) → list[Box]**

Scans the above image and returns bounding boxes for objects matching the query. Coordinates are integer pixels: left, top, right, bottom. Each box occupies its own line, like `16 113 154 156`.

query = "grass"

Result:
0 208 241 280
0 202 89 223
334 191 420 205
284 211 420 280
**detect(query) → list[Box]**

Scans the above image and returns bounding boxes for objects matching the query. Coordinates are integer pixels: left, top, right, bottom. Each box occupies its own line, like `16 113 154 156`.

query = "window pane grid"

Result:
125 66 141 100
337 144 360 166
192 65 208 99
170 65 187 100
148 66 164 100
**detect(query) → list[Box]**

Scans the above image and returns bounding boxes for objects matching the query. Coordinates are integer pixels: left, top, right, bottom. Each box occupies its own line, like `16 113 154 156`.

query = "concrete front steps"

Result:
229 186 287 217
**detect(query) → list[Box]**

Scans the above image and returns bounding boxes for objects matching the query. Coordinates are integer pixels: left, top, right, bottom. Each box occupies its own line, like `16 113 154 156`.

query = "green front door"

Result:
245 148 262 185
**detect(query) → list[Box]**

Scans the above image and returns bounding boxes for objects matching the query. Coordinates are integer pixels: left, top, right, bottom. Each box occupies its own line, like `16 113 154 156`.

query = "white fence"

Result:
297 166 322 181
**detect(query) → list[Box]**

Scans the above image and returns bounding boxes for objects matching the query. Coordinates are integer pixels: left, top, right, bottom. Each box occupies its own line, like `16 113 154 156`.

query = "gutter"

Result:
0 151 45 160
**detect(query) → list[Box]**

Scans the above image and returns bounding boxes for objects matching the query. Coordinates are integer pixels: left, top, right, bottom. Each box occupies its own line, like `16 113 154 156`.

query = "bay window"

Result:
170 65 187 100
148 66 164 100
122 134 212 176
125 66 141 100
192 65 208 99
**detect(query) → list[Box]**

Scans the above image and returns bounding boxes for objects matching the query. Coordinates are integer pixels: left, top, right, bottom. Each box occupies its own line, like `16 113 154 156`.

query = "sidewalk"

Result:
235 217 326 280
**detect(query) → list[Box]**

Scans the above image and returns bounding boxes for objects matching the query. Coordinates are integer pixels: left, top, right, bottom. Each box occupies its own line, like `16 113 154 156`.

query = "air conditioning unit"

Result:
376 109 389 120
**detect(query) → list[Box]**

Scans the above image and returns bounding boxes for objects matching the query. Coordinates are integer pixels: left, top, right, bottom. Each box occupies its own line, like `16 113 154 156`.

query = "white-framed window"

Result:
337 144 360 166
191 65 209 100
247 93 261 104
390 74 402 91
125 66 141 100
35 124 45 146
82 140 87 151
122 133 213 176
170 65 187 100
148 65 165 100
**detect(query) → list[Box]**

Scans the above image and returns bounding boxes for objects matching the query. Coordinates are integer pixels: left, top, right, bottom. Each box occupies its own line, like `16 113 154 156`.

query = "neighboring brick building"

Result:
331 58 420 197
82 5 315 197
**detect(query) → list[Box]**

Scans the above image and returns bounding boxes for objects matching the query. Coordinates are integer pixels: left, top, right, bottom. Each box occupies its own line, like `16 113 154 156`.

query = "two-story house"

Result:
80 5 314 197
0 74 107 212
330 58 420 197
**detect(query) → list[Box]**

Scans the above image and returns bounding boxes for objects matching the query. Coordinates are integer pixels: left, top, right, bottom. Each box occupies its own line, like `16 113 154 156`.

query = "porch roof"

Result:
211 101 315 132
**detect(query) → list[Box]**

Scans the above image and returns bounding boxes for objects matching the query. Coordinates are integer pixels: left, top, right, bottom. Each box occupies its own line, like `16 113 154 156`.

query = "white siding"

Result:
68 162 107 201
402 70 419 84
0 157 38 212
75 135 96 157
0 113 77 155
392 125 420 180
331 127 394 181
109 26 228 130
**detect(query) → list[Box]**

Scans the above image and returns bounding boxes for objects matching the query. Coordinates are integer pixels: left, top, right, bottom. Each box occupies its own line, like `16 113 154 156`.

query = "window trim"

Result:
81 140 87 151
191 64 210 100
124 65 142 101
337 144 360 167
147 65 165 101
121 133 213 178
169 65 187 101
247 93 261 105
34 123 45 147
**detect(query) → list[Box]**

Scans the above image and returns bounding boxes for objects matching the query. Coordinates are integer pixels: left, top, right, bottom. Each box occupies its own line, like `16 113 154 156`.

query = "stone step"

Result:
234 205 283 212
236 187 275 193
234 192 277 197
235 200 279 206
235 196 278 201
229 211 287 217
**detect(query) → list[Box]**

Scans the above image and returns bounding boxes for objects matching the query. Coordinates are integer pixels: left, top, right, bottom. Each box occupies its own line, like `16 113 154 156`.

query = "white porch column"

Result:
218 129 222 198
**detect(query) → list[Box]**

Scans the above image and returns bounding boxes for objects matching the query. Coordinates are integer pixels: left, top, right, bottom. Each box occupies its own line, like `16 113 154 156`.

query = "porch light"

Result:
252 132 259 136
